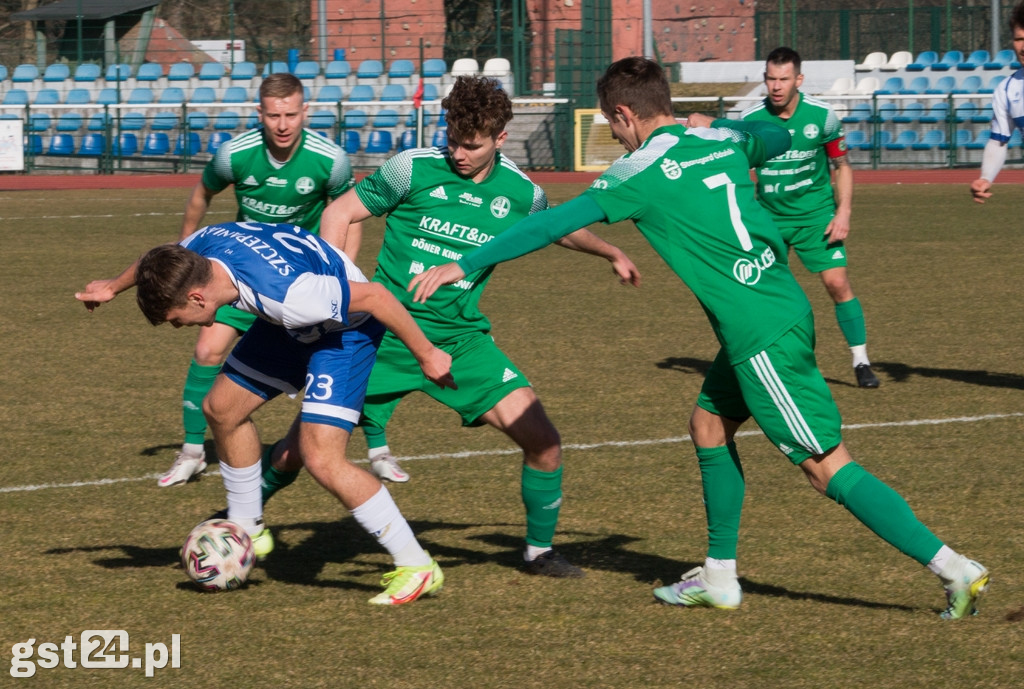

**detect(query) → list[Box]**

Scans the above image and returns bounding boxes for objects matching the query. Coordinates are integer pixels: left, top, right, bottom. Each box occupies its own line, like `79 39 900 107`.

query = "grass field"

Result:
1 183 1022 688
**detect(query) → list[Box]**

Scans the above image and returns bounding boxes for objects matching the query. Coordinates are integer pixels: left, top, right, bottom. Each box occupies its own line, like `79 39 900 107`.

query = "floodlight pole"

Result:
992 0 1001 56
77 0 83 64
643 0 653 58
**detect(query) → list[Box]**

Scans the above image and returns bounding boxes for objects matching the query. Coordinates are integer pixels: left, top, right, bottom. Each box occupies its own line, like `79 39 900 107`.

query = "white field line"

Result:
2 412 1020 495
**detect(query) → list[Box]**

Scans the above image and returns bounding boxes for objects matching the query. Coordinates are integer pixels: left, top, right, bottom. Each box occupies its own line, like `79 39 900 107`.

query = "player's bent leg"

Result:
821 268 879 388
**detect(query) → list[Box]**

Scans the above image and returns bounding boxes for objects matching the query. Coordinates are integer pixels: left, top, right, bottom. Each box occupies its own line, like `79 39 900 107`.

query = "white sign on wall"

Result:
192 40 246 64
0 119 24 171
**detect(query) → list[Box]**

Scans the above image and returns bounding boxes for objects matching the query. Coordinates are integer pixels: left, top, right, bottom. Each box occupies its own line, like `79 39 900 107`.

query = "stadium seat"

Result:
348 84 375 102
931 50 963 71
207 131 232 153
28 112 51 132
432 129 448 147
984 49 1017 70
882 130 917 150
972 103 994 123
421 83 439 101
852 77 880 95
12 64 39 83
150 111 179 130
365 130 392 153
292 61 320 82
213 110 240 130
899 76 930 94
105 63 132 81
78 132 106 156
405 109 434 127
158 87 187 104
437 110 447 128
0 65 8 82
483 58 511 77
356 59 384 79
951 75 982 94
309 110 336 129
174 131 203 155
881 51 913 71
33 88 60 105
135 63 164 82
941 129 972 150
953 102 977 122
63 88 91 105
911 129 945 150
198 62 225 81
918 102 949 124
422 58 447 78
924 75 956 94
398 129 416 150
388 59 415 79
113 132 138 156
874 76 904 95
25 134 42 155
142 131 170 155
221 86 249 103
875 102 899 123
72 64 101 84
823 77 855 96
186 111 210 130
55 112 83 132
42 63 70 83
450 58 479 76
167 62 195 82
906 50 938 71
120 112 146 130
342 129 361 153
979 74 1007 94
46 133 76 155
957 50 989 70
892 102 925 123
127 87 155 104
324 60 352 80
966 129 990 150
343 108 368 128
86 112 110 131
854 51 887 72
190 87 217 103
844 129 869 150
316 85 343 102
229 61 258 82
2 89 28 105
380 84 406 101
262 61 289 77
373 108 399 127
94 88 120 105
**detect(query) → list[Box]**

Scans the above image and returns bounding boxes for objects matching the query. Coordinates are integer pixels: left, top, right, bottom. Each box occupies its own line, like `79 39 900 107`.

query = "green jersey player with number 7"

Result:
408 57 989 619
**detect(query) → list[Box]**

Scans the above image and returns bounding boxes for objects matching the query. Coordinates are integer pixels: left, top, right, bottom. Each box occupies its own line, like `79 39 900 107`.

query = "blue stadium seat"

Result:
911 129 945 150
941 129 972 150
884 130 918 150
135 63 164 82
875 102 899 122
342 129 361 153
380 84 406 101
33 88 60 105
421 83 439 101
42 63 70 83
55 112 83 132
213 111 240 130
965 129 990 150
221 86 249 103
356 59 384 79
309 110 337 129
918 102 948 124
293 61 320 81
343 109 368 128
437 110 447 128
957 50 989 70
844 129 869 150
25 134 42 155
405 110 434 127
388 59 415 79
47 133 76 155
174 132 203 155
190 87 217 103
984 49 1019 70
198 62 225 81
316 85 343 102
150 111 179 130
924 75 956 94
365 130 392 153
0 65 8 81
348 84 375 101
142 132 170 155
167 63 195 82
432 129 448 147
120 112 146 130
868 130 892 149
372 108 399 127
931 50 963 71
208 131 232 153
87 112 110 131
28 113 51 132
899 76 930 95
905 50 938 71
12 64 39 82
229 61 258 81
73 63 101 82
2 89 29 105
324 60 351 80
262 61 289 76
979 74 1007 94
186 111 210 130
113 132 138 156
94 88 120 105
954 75 982 94
422 58 447 78
972 103 994 123
64 88 91 105
158 87 186 104
873 76 904 95
127 87 155 104
398 129 416 151
840 103 872 124
892 102 924 123
105 63 132 81
953 102 977 122
78 132 106 156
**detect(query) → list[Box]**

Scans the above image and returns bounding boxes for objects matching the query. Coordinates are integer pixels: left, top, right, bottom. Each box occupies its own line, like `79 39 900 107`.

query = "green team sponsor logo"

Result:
417 215 494 245
240 197 304 217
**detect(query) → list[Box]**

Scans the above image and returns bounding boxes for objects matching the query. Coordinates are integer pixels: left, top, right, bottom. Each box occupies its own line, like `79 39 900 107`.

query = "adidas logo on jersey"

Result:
779 443 795 455
430 186 448 200
502 368 518 383
831 249 844 260
242 175 259 186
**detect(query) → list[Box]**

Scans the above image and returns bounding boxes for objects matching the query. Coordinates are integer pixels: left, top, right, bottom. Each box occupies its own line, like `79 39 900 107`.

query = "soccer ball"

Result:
181 519 255 592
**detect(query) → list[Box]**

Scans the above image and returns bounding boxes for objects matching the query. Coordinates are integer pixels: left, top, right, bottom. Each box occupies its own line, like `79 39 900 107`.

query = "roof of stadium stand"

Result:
12 0 158 22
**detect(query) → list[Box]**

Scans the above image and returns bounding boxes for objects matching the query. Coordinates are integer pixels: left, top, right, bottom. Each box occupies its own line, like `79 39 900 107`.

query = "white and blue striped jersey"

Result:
989 68 1024 143
179 221 369 342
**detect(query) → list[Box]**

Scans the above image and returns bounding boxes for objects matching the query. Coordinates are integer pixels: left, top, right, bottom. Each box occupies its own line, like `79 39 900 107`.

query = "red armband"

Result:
824 136 847 158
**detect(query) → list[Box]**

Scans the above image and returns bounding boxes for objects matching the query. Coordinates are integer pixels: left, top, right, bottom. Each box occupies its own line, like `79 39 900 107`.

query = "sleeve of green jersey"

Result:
457 195 607 274
710 118 792 166
354 150 414 216
201 144 234 193
327 151 356 199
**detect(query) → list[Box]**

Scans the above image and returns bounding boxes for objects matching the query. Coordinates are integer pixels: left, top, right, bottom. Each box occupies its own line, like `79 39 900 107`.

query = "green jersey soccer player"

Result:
409 58 988 620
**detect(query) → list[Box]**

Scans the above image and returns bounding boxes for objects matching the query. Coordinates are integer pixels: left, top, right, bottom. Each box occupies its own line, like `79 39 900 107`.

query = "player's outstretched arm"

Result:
75 260 141 311
555 229 641 287
348 281 456 389
320 189 373 260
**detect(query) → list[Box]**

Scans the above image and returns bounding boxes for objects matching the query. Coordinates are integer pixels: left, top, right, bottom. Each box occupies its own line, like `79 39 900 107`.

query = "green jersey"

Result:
585 123 811 364
741 93 844 228
202 128 354 233
356 147 547 343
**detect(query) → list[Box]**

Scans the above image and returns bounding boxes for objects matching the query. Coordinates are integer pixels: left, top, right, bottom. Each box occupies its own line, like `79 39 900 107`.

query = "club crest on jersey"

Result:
660 158 682 180
490 196 511 218
803 124 819 139
295 177 315 194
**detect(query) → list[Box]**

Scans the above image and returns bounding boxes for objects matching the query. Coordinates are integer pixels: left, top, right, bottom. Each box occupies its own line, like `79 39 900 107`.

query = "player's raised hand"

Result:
75 278 120 312
408 263 466 303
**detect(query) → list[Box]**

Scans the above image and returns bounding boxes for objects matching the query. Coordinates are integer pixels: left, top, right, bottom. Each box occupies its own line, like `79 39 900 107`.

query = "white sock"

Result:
351 485 430 567
850 344 870 368
181 442 205 457
220 461 263 535
704 557 738 586
928 546 966 583
368 445 392 461
524 544 552 562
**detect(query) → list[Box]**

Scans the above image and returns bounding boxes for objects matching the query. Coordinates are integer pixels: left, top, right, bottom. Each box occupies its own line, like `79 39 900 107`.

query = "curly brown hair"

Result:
441 75 513 141
135 244 212 325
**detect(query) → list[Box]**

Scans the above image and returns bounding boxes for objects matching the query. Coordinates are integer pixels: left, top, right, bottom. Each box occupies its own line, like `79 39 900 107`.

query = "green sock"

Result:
697 443 745 560
261 441 298 505
362 424 388 452
825 462 944 566
521 464 563 548
182 359 221 445
834 298 867 348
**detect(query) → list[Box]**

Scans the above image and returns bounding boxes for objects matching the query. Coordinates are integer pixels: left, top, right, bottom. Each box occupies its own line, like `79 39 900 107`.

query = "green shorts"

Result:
696 314 843 464
777 220 847 274
362 330 531 428
214 304 257 332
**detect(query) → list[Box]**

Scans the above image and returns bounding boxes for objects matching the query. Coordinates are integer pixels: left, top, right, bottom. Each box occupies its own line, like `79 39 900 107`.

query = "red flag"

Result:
412 77 425 109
